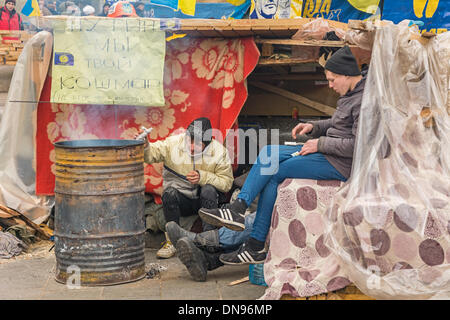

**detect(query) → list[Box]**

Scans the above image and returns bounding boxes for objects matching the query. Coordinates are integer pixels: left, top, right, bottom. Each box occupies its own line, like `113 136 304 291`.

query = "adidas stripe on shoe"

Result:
198 207 245 231
219 242 267 265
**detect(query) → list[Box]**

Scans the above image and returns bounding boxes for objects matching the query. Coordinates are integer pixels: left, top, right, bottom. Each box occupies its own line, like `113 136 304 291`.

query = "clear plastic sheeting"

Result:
325 21 450 299
291 18 346 61
0 31 54 224
343 22 376 51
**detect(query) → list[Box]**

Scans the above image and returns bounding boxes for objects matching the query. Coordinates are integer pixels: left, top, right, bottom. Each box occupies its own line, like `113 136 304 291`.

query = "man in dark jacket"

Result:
0 0 23 31
198 46 367 265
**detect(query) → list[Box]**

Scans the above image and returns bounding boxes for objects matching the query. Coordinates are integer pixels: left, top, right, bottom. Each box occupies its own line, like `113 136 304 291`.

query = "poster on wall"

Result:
50 18 166 107
145 0 251 19
150 0 196 15
382 0 449 33
249 0 303 18
301 0 381 22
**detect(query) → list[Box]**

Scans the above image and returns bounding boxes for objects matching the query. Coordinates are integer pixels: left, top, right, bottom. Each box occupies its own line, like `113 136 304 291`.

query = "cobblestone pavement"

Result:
0 241 266 300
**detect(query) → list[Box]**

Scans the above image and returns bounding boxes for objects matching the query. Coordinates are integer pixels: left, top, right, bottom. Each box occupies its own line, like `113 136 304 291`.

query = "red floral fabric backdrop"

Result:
36 37 260 202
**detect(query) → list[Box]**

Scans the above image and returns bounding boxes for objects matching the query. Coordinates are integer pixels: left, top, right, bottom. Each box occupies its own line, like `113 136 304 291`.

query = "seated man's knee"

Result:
162 187 180 203
200 184 218 208
200 184 218 198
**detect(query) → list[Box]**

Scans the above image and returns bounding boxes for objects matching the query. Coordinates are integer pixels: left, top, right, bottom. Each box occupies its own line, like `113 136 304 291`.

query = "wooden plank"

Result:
255 39 356 47
249 73 326 81
233 30 255 37
250 81 335 115
0 30 31 35
180 19 230 30
269 30 297 38
0 210 13 218
0 205 51 240
2 39 21 44
229 19 253 30
228 276 249 286
258 57 318 66
348 19 388 31
196 29 227 37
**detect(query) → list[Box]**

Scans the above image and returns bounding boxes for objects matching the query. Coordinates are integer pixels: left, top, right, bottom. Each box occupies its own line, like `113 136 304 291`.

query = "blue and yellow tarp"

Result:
249 0 381 20
382 0 449 33
146 0 251 19
302 0 381 20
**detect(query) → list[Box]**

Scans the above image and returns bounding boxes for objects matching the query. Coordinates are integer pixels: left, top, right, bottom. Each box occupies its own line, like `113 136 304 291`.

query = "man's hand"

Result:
186 170 200 184
135 129 149 148
292 122 313 139
299 139 318 156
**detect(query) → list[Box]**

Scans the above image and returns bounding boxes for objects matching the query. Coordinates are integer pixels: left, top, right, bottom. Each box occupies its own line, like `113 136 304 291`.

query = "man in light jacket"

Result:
141 117 234 258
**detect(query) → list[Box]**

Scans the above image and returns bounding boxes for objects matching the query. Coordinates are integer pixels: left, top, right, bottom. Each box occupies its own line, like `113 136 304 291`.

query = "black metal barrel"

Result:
53 139 146 286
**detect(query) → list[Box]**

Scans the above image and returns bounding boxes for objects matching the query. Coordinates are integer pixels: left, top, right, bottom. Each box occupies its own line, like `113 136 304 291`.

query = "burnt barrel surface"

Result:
54 139 146 286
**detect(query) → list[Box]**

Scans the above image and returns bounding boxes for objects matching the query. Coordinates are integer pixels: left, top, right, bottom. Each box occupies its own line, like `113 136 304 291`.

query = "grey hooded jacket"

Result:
306 70 367 179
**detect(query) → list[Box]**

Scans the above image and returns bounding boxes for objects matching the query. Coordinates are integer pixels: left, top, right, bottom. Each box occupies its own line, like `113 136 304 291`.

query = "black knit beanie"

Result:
325 45 361 76
187 117 213 147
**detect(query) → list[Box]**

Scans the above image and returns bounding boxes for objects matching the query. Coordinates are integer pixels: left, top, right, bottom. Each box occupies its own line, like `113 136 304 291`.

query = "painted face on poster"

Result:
256 0 279 18
277 0 290 18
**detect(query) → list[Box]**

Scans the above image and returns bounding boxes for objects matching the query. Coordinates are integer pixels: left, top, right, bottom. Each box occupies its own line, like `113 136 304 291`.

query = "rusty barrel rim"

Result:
54 139 144 149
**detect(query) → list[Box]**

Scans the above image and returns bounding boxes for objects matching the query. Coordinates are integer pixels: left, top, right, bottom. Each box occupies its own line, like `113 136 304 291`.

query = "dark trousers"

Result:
162 184 222 231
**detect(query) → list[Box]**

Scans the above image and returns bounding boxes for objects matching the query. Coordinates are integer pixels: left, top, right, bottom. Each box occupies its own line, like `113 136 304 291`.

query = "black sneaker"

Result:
219 242 267 265
176 237 207 282
198 198 247 231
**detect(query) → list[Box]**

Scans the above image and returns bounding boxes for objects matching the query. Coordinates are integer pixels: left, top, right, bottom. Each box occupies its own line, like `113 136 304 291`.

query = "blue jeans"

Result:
219 212 256 251
237 145 346 242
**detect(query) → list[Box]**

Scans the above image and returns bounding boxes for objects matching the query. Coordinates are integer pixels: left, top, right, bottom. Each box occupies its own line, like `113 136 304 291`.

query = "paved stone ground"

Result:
0 241 267 300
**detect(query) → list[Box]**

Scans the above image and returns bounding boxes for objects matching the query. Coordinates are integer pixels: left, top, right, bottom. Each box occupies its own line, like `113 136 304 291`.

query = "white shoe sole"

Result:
156 249 176 259
198 209 245 232
220 258 265 265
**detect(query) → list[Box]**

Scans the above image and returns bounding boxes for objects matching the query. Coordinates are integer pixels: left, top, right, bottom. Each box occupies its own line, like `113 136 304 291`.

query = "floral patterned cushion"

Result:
261 178 350 300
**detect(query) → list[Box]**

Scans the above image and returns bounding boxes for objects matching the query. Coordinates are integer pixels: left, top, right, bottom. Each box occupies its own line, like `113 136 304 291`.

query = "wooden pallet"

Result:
281 285 375 300
0 30 35 66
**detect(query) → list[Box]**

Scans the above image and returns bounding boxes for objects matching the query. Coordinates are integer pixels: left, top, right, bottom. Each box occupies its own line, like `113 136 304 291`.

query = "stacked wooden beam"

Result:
0 30 35 65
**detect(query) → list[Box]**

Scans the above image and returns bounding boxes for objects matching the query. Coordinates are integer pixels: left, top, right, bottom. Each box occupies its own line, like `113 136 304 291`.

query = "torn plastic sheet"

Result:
0 31 54 224
325 21 450 299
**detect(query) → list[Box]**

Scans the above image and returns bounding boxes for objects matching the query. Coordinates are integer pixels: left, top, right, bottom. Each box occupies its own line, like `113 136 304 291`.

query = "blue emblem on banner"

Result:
54 52 74 66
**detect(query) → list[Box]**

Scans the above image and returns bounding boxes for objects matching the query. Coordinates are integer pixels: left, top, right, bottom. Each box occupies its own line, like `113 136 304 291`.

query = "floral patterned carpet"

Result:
36 37 260 199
